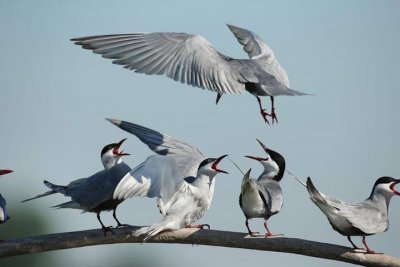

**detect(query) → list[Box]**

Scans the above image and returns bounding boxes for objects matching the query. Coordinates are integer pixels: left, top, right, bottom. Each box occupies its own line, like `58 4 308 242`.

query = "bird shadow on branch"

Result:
0 226 399 267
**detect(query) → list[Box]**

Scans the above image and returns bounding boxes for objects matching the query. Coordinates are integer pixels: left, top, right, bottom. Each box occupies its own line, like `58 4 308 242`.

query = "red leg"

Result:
264 220 283 237
362 236 376 254
257 96 271 125
186 224 210 229
270 96 278 124
347 235 359 249
245 218 260 236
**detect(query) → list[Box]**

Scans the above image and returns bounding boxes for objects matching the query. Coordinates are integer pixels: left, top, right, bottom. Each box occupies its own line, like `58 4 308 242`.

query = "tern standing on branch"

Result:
22 139 131 236
72 24 308 125
0 169 13 224
306 176 400 254
239 140 286 237
107 119 228 241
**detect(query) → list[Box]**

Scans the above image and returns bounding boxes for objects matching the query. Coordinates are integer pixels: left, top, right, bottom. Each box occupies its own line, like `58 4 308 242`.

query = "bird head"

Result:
101 138 130 170
369 177 400 199
245 139 285 181
197 155 229 176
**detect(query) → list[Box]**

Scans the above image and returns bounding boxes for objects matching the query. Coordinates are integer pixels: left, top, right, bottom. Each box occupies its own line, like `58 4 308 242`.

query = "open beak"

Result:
211 155 228 174
0 169 13 176
256 138 268 152
390 179 400 196
113 138 130 156
245 155 265 161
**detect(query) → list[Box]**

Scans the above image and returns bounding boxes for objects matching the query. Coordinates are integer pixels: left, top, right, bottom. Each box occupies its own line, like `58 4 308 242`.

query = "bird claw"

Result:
265 232 283 238
102 226 116 237
116 223 129 228
260 110 271 125
271 108 278 124
249 231 261 237
187 224 210 230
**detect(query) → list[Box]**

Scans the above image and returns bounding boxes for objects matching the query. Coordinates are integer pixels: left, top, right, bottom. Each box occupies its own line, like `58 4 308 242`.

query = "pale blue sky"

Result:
1 1 400 266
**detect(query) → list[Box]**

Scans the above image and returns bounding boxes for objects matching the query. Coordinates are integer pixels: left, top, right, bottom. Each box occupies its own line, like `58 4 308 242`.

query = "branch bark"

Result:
0 226 399 267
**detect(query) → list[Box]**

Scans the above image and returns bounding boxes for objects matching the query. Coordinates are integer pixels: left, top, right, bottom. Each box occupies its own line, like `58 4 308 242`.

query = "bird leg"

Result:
264 220 282 237
245 218 260 236
186 224 211 229
347 235 360 250
256 96 278 125
362 236 377 254
112 208 129 228
96 212 115 237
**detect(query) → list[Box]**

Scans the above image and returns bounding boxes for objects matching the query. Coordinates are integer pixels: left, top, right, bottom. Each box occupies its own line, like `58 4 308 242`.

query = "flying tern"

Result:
0 169 13 224
239 140 286 237
306 176 400 254
107 119 228 241
72 24 308 125
22 139 131 236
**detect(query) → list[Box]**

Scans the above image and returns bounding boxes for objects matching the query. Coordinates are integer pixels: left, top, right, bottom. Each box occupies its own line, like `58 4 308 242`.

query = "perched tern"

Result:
306 176 400 254
107 119 228 241
72 24 308 125
239 140 286 237
22 139 131 236
0 169 13 224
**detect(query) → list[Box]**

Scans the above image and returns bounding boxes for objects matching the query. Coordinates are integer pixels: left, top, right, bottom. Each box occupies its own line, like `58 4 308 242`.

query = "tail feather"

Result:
21 190 56 202
52 201 82 210
134 218 176 242
44 180 68 195
306 177 324 201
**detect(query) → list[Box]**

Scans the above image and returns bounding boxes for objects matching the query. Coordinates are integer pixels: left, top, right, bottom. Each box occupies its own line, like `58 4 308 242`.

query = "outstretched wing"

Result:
107 118 205 178
113 155 182 201
227 24 290 88
72 32 246 94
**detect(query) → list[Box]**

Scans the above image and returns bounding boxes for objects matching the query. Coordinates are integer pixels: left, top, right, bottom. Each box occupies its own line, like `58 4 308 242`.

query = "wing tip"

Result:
106 118 122 126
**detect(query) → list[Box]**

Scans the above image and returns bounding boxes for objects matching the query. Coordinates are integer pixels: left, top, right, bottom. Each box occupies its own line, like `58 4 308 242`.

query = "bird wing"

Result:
66 162 131 210
72 32 247 94
0 194 6 208
113 155 182 204
227 24 291 88
107 119 205 178
335 201 388 235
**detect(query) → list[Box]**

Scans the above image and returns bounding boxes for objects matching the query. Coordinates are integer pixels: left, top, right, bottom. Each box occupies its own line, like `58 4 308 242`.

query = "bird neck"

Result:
369 192 393 212
259 170 278 181
192 173 216 189
103 157 123 170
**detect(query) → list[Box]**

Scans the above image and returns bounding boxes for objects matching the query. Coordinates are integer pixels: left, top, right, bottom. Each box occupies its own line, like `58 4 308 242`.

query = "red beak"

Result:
211 155 228 174
390 179 400 196
0 169 13 176
113 138 130 156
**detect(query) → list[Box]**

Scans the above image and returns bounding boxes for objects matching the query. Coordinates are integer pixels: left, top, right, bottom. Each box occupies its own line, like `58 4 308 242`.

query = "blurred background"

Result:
1 0 400 266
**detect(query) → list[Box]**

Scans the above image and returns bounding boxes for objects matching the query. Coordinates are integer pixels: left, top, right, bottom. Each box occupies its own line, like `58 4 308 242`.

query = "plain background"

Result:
1 1 399 266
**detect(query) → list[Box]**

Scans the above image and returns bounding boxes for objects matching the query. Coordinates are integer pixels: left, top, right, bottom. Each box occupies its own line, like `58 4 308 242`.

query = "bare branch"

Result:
0 226 399 267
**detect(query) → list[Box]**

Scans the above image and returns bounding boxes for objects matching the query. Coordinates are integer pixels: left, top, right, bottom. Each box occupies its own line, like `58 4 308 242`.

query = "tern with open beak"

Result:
22 139 131 236
107 119 228 241
239 139 286 237
306 176 400 254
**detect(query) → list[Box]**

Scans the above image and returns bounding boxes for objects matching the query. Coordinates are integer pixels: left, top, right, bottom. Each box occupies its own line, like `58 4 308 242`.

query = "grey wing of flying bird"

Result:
107 119 228 241
306 176 400 254
72 24 308 125
0 169 13 224
22 140 131 236
240 139 286 237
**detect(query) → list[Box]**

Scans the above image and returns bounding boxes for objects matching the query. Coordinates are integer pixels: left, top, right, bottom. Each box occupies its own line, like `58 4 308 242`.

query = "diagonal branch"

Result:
0 226 399 267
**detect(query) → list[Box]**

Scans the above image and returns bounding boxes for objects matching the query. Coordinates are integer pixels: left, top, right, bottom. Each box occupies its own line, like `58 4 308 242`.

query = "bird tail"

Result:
306 177 330 206
43 180 68 195
52 201 82 210
21 190 56 202
134 217 177 242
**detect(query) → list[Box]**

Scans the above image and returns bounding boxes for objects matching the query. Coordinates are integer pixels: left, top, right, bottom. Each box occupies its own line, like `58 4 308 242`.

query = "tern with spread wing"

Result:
23 139 131 236
239 140 286 237
307 176 400 254
72 24 308 125
107 119 228 241
0 169 13 224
